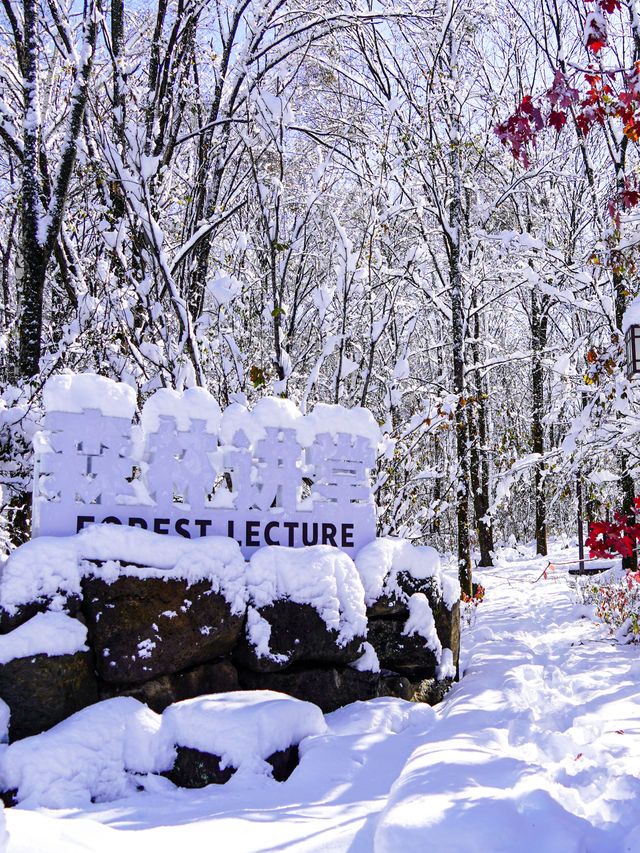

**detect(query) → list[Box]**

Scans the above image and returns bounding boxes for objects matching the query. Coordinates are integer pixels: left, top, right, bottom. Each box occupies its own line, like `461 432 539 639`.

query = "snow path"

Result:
5 546 640 852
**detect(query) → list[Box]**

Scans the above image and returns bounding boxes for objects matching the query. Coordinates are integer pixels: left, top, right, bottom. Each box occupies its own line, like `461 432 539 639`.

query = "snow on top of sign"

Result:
43 373 136 419
1 526 246 614
402 592 442 658
355 537 460 609
305 403 381 449
622 295 640 333
159 691 326 777
246 545 367 645
218 396 381 449
0 611 88 665
219 397 312 446
0 697 172 808
141 387 222 433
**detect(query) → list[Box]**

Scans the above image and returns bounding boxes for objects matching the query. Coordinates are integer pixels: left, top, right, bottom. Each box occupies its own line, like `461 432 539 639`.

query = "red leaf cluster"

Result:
586 495 640 559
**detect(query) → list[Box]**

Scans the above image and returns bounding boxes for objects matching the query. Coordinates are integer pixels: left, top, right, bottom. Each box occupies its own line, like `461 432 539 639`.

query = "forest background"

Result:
1 0 639 595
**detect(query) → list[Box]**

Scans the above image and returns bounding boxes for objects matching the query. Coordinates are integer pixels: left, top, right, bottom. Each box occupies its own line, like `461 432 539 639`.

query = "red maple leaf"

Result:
588 37 606 53
549 110 568 131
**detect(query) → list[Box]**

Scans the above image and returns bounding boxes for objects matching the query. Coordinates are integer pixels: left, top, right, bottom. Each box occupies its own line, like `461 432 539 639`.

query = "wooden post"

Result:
577 473 585 573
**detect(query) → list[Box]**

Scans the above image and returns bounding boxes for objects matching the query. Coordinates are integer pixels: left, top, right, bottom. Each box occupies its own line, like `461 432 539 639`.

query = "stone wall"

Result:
0 537 460 743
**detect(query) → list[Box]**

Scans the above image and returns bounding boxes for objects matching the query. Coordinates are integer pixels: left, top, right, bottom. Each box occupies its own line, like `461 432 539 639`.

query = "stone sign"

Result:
33 391 379 557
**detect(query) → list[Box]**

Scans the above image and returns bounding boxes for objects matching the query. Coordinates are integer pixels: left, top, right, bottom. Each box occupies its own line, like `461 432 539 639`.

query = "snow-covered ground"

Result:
4 543 640 853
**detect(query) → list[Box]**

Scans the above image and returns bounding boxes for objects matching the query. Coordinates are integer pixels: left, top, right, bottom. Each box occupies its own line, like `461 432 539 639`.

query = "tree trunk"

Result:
447 29 471 597
531 286 548 556
470 310 494 566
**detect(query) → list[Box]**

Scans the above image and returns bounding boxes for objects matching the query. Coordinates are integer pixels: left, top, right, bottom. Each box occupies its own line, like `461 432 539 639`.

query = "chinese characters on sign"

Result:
33 404 378 556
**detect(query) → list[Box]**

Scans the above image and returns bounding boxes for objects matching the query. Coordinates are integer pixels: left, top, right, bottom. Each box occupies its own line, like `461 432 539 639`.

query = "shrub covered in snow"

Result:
570 568 640 643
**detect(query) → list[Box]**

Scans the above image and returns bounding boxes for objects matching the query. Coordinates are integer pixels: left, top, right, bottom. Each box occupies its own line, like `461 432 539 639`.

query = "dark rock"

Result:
0 594 82 635
81 572 245 684
163 743 299 788
379 669 413 701
0 789 17 808
238 665 395 713
406 676 454 706
366 617 439 681
0 650 98 741
99 659 239 712
267 744 299 782
234 601 364 673
367 570 460 678
163 746 235 787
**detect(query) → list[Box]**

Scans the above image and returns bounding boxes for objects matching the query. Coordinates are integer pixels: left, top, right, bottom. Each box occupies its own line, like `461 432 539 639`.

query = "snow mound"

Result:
159 691 327 776
1 526 247 614
355 537 460 609
323 697 436 739
0 697 171 808
0 612 88 665
43 373 136 419
246 545 367 645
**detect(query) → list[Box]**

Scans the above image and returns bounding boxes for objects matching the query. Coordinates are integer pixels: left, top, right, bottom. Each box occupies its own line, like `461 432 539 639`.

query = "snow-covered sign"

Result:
32 376 380 556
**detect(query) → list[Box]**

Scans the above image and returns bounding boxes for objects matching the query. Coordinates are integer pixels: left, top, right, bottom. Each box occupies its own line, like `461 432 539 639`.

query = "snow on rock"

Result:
0 612 87 665
246 545 367 645
80 527 247 614
402 593 442 658
435 647 455 680
355 537 459 609
43 373 136 419
0 697 172 808
159 691 327 776
140 387 222 433
244 607 287 664
0 536 81 614
349 641 381 673
1 526 247 614
0 699 8 743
